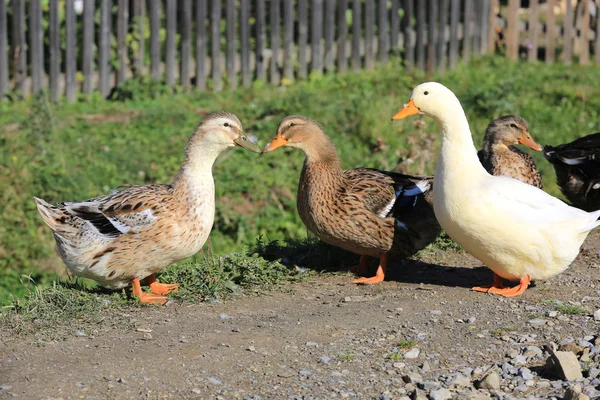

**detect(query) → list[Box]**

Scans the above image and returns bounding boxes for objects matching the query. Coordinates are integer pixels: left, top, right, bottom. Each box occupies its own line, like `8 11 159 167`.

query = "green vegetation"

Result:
387 352 403 362
2 56 600 305
554 303 587 315
397 339 418 349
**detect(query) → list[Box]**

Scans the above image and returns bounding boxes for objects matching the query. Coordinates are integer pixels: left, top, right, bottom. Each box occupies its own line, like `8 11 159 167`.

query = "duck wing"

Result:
544 132 600 166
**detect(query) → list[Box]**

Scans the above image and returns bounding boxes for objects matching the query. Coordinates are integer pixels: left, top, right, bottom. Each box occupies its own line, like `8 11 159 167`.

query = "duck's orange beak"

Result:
518 131 543 151
262 133 288 153
392 99 420 121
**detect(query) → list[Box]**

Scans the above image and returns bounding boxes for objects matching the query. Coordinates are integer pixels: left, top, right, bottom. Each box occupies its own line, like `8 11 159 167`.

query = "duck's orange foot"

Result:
348 255 369 275
352 255 387 285
473 274 530 297
473 273 505 292
146 274 179 295
138 292 168 305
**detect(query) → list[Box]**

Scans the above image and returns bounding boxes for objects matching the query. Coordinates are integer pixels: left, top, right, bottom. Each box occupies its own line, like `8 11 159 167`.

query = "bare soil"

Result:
2 232 600 400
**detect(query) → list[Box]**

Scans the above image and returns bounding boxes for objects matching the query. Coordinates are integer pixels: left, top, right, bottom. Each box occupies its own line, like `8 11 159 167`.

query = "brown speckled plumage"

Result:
266 115 440 264
34 112 258 293
478 115 543 189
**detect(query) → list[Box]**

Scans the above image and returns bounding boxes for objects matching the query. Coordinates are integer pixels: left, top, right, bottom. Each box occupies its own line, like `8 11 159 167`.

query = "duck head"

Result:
484 115 542 152
191 112 260 153
391 82 461 125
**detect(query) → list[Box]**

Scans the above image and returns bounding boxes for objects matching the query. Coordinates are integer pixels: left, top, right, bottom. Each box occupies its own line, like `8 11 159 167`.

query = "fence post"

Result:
580 0 590 65
352 0 361 71
65 0 76 101
227 0 238 87
181 0 192 89
528 0 538 62
488 0 497 54
448 0 459 69
166 0 177 87
49 0 60 101
132 0 146 76
506 0 518 61
378 0 389 65
284 0 295 80
196 0 207 90
463 0 473 62
298 0 308 78
240 0 250 85
312 0 324 73
83 0 95 94
426 0 437 72
480 0 489 54
212 0 223 91
0 0 6 100
337 0 348 73
596 0 600 64
416 0 425 70
365 0 374 70
390 0 400 51
99 0 113 98
256 0 266 80
325 0 335 71
30 0 44 94
150 0 161 79
563 0 573 64
546 0 556 64
404 0 414 70
438 0 448 71
117 0 129 86
271 0 281 84
473 0 481 55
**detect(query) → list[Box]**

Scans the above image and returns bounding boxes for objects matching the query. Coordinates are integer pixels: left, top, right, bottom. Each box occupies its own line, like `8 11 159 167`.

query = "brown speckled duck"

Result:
478 115 543 188
34 112 260 304
262 115 441 284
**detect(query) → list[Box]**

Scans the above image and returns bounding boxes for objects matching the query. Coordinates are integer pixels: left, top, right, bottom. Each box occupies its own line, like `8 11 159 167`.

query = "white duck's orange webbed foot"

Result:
146 274 179 295
348 255 369 275
352 255 387 285
473 274 530 297
472 273 505 292
132 277 168 305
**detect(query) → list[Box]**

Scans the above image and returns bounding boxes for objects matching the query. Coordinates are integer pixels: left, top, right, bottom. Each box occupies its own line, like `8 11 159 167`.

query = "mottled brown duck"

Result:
477 115 543 188
34 112 260 304
262 115 441 284
543 133 600 212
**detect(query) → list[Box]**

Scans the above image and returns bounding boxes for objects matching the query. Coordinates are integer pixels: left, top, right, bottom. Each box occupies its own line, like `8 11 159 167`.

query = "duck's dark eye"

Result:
424 91 429 95
510 123 517 129
289 123 296 127
224 122 231 128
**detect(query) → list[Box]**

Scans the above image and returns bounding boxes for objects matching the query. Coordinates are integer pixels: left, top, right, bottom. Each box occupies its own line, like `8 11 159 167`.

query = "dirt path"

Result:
2 234 600 399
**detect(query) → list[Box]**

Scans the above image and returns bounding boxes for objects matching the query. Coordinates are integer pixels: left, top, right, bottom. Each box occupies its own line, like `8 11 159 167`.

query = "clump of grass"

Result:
398 339 418 349
387 352 403 361
491 329 505 338
554 303 587 315
339 353 355 361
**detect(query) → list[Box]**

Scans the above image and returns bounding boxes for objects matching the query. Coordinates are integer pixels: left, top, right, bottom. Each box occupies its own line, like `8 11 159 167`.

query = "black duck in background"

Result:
543 132 600 211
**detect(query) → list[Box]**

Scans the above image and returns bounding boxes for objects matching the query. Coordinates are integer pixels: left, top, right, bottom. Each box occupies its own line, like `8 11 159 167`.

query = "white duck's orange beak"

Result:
518 131 543 151
392 99 420 121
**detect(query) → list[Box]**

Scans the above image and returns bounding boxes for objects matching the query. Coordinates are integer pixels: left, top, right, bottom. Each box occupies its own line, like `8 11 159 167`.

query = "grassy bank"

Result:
2 56 600 302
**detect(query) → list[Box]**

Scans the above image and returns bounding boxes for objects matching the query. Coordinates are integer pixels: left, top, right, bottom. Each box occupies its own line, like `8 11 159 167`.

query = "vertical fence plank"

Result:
298 0 308 78
30 0 43 93
150 0 161 79
181 0 191 88
438 0 448 71
580 0 590 65
227 0 237 87
270 0 280 84
480 0 489 53
416 0 425 70
337 0 348 72
212 0 222 90
378 0 388 64
166 0 176 87
11 0 26 95
99 0 113 97
352 0 361 71
133 0 146 76
117 0 129 85
284 0 295 79
563 0 573 64
546 0 556 64
0 0 6 100
596 0 600 64
488 0 497 54
256 0 266 80
49 0 60 101
473 0 481 55
83 0 95 94
65 0 76 101
426 0 437 72
325 0 335 71
365 0 374 70
196 0 207 89
463 0 473 62
240 0 251 85
390 0 400 50
528 0 538 62
312 0 324 73
404 0 414 70
449 0 459 68
506 0 518 61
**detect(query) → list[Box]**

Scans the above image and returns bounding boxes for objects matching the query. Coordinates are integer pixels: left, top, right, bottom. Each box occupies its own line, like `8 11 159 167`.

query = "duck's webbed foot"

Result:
353 255 387 285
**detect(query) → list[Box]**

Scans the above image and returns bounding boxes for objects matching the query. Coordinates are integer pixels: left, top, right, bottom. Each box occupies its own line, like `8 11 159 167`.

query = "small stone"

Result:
299 370 312 377
546 350 583 381
403 372 423 384
342 297 352 302
564 387 590 400
404 348 420 359
528 318 547 326
277 370 294 378
580 348 591 362
519 368 534 380
219 313 230 320
191 388 202 394
523 346 543 359
319 356 331 364
393 362 406 369
117 378 126 384
305 341 318 347
74 330 86 337
513 355 527 365
420 361 431 372
0 385 12 391
594 310 600 321
468 317 476 324
207 377 221 385
476 371 501 390
417 381 439 390
451 373 472 388
560 342 584 355
548 311 558 318
430 310 442 316
429 388 452 400
142 332 153 340
466 393 491 400
411 388 428 400
247 346 256 352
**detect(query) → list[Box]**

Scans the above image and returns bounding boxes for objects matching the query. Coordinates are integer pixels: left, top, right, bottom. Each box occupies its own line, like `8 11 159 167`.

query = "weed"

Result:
554 303 587 315
387 352 403 361
339 353 355 361
491 329 505 338
398 340 418 349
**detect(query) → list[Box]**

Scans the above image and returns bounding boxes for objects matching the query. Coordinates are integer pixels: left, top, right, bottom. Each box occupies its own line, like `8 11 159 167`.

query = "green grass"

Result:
397 339 418 349
3 56 600 304
554 303 587 315
387 352 403 362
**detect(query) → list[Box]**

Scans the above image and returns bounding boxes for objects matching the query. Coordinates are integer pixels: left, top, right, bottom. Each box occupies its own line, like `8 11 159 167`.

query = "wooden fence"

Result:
0 1 599 102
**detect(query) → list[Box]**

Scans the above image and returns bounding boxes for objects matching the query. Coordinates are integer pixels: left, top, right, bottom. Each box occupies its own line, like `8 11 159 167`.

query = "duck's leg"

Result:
131 277 168 305
352 255 387 284
146 274 179 295
473 274 530 297
348 255 369 275
472 273 505 293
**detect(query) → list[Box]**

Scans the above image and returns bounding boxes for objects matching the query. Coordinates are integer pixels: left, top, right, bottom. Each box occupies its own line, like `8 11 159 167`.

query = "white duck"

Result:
392 82 600 296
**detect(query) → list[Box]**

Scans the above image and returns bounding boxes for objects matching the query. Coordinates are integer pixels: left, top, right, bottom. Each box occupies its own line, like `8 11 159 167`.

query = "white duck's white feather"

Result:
406 82 600 281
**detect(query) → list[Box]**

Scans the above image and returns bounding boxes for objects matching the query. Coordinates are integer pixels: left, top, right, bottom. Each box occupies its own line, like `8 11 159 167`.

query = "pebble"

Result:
548 311 558 318
477 371 501 390
513 355 527 365
519 368 534 380
402 372 423 383
528 318 547 326
430 310 442 316
594 310 600 321
451 373 472 387
305 341 318 347
219 313 230 320
191 388 202 394
0 385 12 391
404 348 420 359
319 356 331 364
298 370 312 377
247 346 256 352
429 388 452 400
393 362 406 369
142 332 153 340
207 377 222 385
417 381 439 390
546 350 583 381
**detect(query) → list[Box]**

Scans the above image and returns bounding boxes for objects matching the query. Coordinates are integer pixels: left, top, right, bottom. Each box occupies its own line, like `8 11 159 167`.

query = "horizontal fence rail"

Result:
0 0 599 102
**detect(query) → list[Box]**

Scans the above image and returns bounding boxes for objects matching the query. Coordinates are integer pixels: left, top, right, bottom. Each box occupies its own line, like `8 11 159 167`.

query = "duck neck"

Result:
298 135 345 190
172 139 223 192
